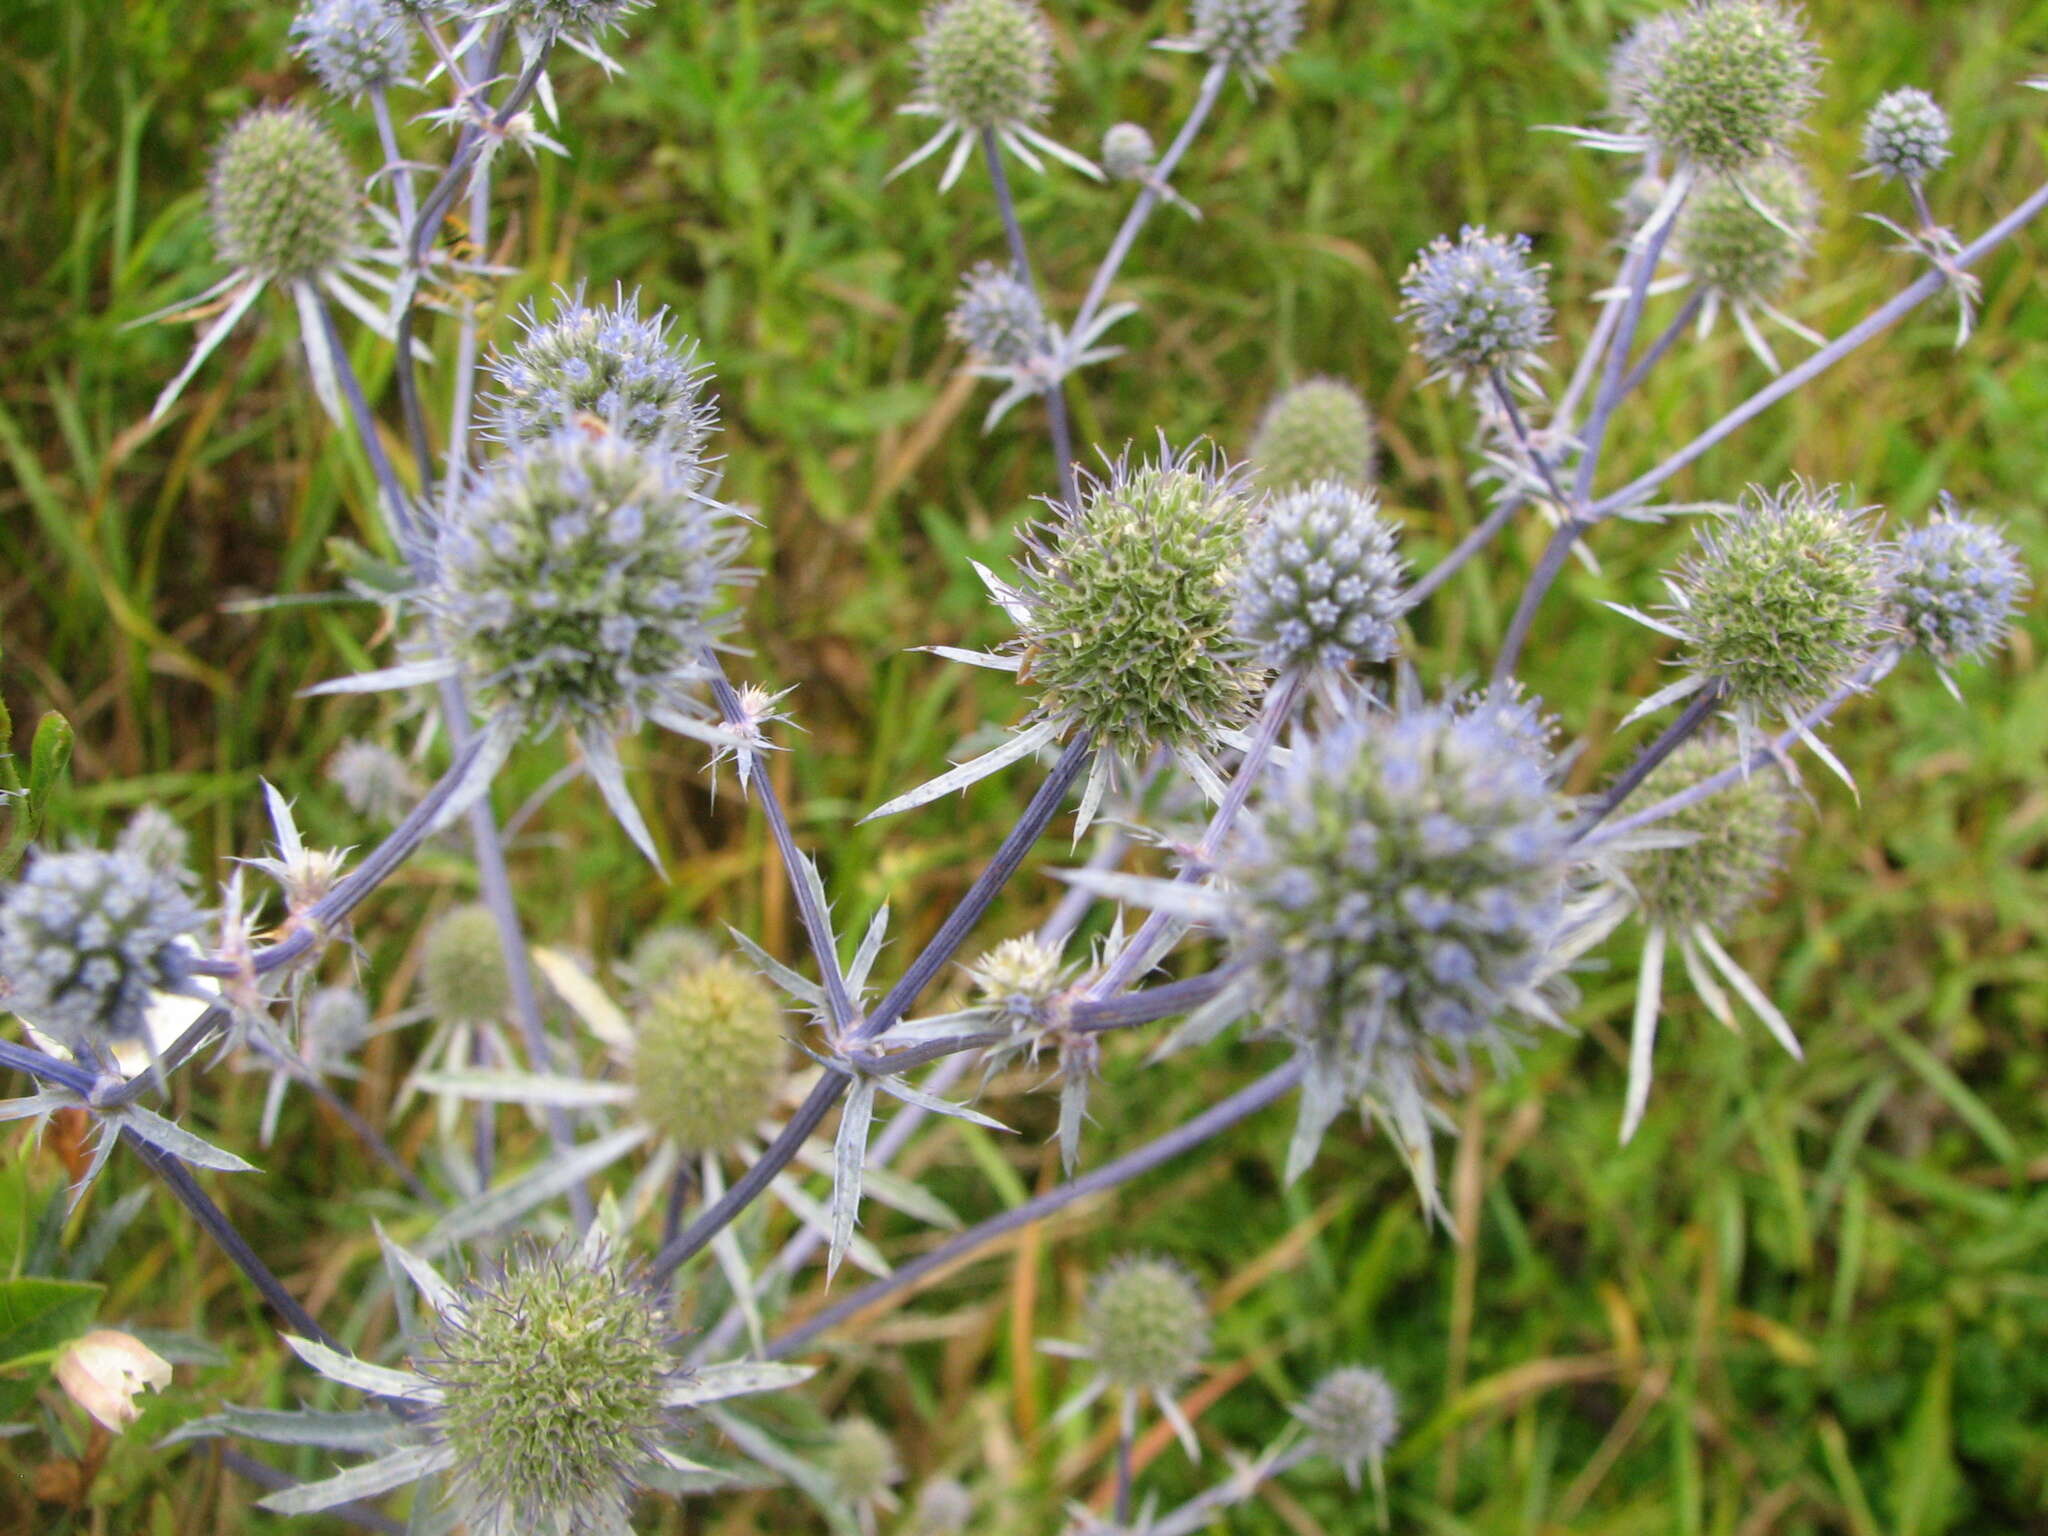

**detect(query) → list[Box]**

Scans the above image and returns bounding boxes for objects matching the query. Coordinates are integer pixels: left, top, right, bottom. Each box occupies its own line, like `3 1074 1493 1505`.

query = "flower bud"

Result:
1888 501 2027 667
208 105 360 283
1635 0 1820 172
1627 736 1795 931
1247 378 1376 495
421 903 513 1024
290 0 413 101
1862 87 1950 185
1672 160 1815 305
1236 480 1407 675
487 289 717 457
1296 1366 1400 1490
1180 0 1306 74
1399 227 1551 385
1101 122 1155 181
947 261 1047 369
629 956 786 1153
912 0 1055 134
328 738 420 826
823 1417 902 1506
967 935 1069 1030
1084 1256 1208 1393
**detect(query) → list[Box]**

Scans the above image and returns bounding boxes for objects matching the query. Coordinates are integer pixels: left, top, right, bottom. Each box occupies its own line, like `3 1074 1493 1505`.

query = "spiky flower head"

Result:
1634 1 1820 172
1083 1256 1207 1393
1862 87 1950 185
1171 0 1307 75
416 1239 680 1536
1296 1366 1401 1491
912 0 1055 133
487 289 717 457
1399 228 1552 386
629 956 786 1153
1670 481 1888 717
502 0 648 38
434 427 743 741
1014 446 1262 762
0 851 204 1056
948 261 1048 369
114 807 194 883
1672 160 1815 304
1888 499 2028 668
1626 736 1795 931
1608 11 1685 137
1101 122 1155 180
301 984 374 1067
621 924 722 995
208 105 360 283
1224 689 1571 1089
1236 481 1407 675
967 934 1071 1030
290 0 413 101
913 1476 974 1533
421 903 513 1024
824 1417 903 1506
1247 378 1376 495
328 738 419 825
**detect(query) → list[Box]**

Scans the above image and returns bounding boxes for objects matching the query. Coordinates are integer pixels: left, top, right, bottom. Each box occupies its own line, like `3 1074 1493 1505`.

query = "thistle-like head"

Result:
433 427 744 741
1672 160 1815 304
1634 1 1820 172
823 1417 903 1508
1398 228 1551 386
947 261 1048 369
1013 445 1262 763
1671 481 1889 718
420 903 513 1025
1295 1366 1401 1491
1235 480 1407 675
290 0 413 101
629 955 787 1154
966 934 1071 1033
1626 736 1796 932
1101 122 1156 181
911 0 1056 134
1887 499 2028 668
1247 378 1376 494
1083 1255 1208 1394
208 105 360 283
1861 87 1951 186
0 850 204 1056
487 289 717 457
1175 0 1307 76
503 0 648 39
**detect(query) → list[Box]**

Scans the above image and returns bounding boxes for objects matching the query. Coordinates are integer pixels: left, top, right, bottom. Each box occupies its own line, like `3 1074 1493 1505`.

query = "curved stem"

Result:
1619 289 1704 397
765 1058 1304 1358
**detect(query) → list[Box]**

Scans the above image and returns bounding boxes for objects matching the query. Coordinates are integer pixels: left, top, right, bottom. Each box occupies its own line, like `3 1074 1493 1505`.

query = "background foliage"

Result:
2 0 2046 1530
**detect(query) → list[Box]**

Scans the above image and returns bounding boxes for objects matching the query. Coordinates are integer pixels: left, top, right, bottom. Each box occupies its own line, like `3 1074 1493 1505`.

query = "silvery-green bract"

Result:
1235 480 1406 675
0 850 204 1056
208 106 360 284
290 0 413 100
487 289 717 457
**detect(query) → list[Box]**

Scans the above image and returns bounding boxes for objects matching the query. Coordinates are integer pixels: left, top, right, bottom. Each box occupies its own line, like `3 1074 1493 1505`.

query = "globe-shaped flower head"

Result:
1861 87 1950 186
427 426 747 860
1888 498 2028 671
823 1417 903 1510
1628 736 1795 935
1162 0 1307 77
1607 12 1685 138
1633 0 1820 173
947 261 1048 369
0 851 205 1057
1656 480 1889 726
1235 481 1407 675
1399 228 1552 389
503 0 648 41
1295 1366 1401 1492
1014 447 1262 774
290 0 413 101
487 288 717 458
1221 688 1574 1201
1672 161 1815 308
897 0 1097 190
1083 1256 1208 1394
209 105 360 284
421 904 515 1026
1247 378 1376 494
629 956 787 1154
1101 122 1156 181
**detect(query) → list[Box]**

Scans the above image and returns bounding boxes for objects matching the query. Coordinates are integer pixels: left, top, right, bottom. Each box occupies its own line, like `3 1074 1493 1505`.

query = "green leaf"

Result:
0 1276 103 1419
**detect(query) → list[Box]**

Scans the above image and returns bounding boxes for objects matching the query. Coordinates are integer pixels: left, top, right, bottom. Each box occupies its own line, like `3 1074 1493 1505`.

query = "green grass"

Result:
3 0 2047 1531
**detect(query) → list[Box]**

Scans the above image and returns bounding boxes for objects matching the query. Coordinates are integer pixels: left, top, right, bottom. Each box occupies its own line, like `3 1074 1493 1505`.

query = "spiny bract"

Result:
1888 502 2028 667
1634 0 1821 172
1296 1366 1401 1490
1672 160 1815 303
912 0 1055 133
1014 448 1262 760
416 1241 680 1536
629 956 786 1154
1224 690 1571 1071
1235 480 1407 675
208 105 360 283
1398 227 1551 385
487 290 717 457
1626 735 1795 932
0 851 204 1055
1247 377 1376 494
1671 481 1889 717
434 427 743 739
1862 86 1951 185
290 0 413 100
1083 1256 1208 1393
947 261 1047 368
